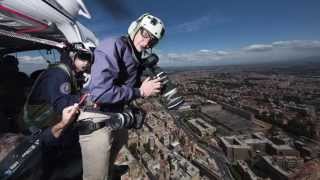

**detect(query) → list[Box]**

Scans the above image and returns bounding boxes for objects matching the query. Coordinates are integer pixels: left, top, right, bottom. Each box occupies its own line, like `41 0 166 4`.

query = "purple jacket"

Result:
89 36 144 112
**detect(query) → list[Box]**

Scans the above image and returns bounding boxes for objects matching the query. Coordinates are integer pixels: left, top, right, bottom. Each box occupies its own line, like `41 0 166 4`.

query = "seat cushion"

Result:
0 133 24 162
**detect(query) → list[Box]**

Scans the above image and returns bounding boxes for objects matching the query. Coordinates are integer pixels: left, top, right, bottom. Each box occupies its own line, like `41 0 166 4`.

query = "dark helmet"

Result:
72 42 95 63
1 55 19 67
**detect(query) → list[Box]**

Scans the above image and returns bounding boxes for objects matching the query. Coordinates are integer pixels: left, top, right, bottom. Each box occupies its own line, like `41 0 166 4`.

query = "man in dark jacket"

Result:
78 13 165 180
24 47 93 178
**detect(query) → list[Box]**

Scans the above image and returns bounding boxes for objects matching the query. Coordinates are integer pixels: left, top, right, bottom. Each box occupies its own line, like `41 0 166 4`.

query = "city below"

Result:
117 60 320 180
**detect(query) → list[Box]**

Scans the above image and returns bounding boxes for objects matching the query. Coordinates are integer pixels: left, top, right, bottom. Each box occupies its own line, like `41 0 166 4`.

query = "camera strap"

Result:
75 110 112 135
75 119 107 135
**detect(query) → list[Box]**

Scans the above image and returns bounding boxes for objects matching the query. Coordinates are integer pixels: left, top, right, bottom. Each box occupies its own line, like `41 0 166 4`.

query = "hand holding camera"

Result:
139 77 162 97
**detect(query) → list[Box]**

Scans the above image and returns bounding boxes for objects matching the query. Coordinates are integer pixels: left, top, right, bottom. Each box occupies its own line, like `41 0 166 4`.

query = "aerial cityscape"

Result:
116 61 320 180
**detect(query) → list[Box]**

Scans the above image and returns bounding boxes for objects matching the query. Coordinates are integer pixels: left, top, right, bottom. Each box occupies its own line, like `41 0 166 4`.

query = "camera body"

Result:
142 53 184 110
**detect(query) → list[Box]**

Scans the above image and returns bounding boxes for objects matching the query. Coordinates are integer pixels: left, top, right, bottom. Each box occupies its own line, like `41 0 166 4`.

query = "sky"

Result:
76 0 320 66
20 0 320 68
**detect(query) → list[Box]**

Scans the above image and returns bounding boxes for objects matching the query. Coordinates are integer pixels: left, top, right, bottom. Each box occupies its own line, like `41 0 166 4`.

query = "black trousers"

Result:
40 126 81 179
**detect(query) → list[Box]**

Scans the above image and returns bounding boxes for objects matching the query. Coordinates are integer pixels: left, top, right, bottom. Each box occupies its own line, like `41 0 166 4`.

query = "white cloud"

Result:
215 51 229 56
18 56 48 75
18 55 46 64
244 44 273 52
171 13 231 33
173 15 211 33
159 39 320 66
199 49 211 53
272 40 320 50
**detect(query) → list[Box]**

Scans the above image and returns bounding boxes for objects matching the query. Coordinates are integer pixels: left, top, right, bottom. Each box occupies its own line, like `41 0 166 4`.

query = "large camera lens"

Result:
109 107 145 129
143 53 184 110
155 72 169 85
154 68 184 110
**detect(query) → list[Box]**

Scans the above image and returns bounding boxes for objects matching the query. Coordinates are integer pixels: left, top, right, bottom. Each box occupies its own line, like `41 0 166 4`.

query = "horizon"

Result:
20 54 320 75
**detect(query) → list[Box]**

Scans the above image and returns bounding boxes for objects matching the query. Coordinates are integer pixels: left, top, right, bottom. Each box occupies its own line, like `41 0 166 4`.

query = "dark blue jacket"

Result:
89 36 144 112
29 65 80 113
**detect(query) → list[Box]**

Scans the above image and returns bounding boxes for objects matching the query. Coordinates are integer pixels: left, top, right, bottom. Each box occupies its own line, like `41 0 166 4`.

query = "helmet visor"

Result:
77 51 93 62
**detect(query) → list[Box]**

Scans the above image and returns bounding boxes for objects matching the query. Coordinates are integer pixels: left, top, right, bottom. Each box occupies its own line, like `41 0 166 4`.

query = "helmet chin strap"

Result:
70 53 77 72
141 48 153 59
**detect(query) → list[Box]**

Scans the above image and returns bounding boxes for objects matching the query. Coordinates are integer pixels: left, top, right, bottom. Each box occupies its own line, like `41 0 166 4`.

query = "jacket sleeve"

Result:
46 68 80 113
89 39 141 104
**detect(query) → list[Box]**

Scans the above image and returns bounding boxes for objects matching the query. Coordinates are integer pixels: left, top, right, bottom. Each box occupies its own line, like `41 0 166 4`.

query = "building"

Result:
289 159 320 180
237 160 262 180
188 118 216 137
161 132 170 147
266 137 300 157
241 132 269 156
170 141 181 151
221 132 300 161
142 133 150 145
220 136 252 162
256 156 304 180
170 152 200 180
149 135 155 151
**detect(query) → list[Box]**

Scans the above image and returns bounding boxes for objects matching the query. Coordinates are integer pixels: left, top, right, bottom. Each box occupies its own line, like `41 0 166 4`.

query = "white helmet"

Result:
128 13 165 42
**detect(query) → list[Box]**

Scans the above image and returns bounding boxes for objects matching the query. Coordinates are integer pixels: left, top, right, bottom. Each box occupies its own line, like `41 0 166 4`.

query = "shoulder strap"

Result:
50 63 77 92
23 70 47 126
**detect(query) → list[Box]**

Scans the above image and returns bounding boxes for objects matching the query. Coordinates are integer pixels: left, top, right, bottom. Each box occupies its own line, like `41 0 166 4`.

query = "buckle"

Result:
87 121 97 130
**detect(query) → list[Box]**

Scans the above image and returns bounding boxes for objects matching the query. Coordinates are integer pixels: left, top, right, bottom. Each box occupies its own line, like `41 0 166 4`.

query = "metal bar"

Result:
0 29 66 49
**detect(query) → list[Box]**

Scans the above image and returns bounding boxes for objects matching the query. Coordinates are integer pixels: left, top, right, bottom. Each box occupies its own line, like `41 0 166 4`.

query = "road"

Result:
172 112 234 180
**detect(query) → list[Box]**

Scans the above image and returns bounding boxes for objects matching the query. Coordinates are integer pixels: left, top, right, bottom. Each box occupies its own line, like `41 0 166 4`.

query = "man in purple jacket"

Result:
78 13 165 180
